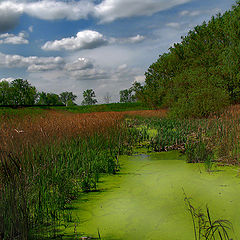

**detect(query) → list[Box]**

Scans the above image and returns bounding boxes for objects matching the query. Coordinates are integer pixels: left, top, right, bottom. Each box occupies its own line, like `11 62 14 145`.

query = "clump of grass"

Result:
185 131 214 171
183 191 233 240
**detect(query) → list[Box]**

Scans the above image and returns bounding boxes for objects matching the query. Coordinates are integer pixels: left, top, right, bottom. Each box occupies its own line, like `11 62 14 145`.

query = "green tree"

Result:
45 93 63 105
37 91 48 105
141 2 240 117
0 81 13 105
119 88 135 103
60 91 77 106
11 79 38 105
81 89 97 105
37 92 65 105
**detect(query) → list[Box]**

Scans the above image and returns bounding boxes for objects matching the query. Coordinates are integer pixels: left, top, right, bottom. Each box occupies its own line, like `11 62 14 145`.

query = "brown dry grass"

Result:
0 109 167 155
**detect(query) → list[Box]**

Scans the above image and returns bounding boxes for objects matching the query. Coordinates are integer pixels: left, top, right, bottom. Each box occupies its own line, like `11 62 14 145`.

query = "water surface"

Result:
63 150 240 239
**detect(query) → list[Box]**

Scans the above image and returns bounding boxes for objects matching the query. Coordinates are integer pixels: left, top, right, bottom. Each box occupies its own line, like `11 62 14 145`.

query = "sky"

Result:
0 0 236 104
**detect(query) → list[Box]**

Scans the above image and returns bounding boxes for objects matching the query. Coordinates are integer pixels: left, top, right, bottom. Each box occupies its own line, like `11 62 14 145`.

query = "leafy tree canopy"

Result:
136 1 240 117
119 88 136 103
60 91 77 106
81 89 97 105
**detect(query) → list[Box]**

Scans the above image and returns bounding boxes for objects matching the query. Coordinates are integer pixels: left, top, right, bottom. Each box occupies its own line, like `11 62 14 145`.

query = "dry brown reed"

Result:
0 109 167 156
209 105 240 165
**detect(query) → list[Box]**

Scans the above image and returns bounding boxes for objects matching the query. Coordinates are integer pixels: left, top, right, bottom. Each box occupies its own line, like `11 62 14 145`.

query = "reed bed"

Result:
0 106 238 239
131 105 240 168
0 109 163 239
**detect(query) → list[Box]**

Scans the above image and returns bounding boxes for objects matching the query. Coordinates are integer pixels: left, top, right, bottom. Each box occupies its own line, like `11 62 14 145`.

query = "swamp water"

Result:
63 150 240 240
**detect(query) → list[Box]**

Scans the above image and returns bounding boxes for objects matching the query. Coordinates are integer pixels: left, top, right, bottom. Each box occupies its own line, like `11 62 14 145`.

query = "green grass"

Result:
0 107 47 120
54 102 150 113
0 102 150 120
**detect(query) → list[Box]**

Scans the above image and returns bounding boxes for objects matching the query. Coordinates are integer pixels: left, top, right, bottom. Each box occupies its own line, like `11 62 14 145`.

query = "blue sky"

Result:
0 0 236 103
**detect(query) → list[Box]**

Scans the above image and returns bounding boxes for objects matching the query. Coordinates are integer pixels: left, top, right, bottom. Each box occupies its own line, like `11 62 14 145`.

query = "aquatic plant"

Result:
184 191 233 240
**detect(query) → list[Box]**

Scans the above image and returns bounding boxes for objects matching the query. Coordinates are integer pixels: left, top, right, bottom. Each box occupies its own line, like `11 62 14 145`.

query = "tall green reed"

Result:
184 191 233 240
0 112 144 239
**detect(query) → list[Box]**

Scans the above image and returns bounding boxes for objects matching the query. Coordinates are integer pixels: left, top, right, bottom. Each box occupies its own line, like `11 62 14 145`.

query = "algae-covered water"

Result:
63 150 240 240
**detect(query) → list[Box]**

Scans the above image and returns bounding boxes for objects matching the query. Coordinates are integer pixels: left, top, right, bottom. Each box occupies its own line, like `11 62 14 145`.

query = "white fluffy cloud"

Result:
0 0 193 31
0 51 102 80
0 52 65 72
95 0 192 22
64 58 94 71
110 34 145 44
0 1 23 32
0 0 94 31
0 32 28 45
42 30 108 51
23 0 94 20
42 31 145 51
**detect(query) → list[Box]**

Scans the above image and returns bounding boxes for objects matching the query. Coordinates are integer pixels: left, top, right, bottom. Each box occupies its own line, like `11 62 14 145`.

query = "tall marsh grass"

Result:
0 110 155 239
130 105 240 167
1 105 239 239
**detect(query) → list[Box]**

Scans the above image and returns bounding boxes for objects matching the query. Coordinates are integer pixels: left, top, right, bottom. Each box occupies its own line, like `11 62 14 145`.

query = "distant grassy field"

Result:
57 102 151 113
0 102 152 119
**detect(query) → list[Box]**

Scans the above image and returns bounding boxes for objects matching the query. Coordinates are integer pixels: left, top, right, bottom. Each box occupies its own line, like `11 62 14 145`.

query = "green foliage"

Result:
0 120 144 239
37 92 63 105
140 2 240 117
60 91 77 106
0 81 12 105
119 88 135 103
0 79 38 105
169 86 229 119
82 89 97 105
185 133 214 171
58 102 150 113
0 79 76 106
11 79 38 105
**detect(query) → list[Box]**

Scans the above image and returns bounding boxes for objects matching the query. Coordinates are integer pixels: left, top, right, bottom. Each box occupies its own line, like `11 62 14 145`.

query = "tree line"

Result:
129 1 240 118
0 78 138 106
0 79 78 106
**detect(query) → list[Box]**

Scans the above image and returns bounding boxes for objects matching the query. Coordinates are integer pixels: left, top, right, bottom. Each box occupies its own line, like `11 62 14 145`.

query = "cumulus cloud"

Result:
0 0 93 32
23 0 94 20
64 58 94 71
0 32 28 45
110 34 145 44
69 68 108 81
0 52 65 72
42 31 145 51
42 30 108 51
0 0 193 31
0 1 23 32
127 35 145 43
95 0 192 23
0 51 106 81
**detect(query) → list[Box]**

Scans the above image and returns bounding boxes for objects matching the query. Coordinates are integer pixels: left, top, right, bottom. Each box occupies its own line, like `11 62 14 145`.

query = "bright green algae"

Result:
62 150 240 240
